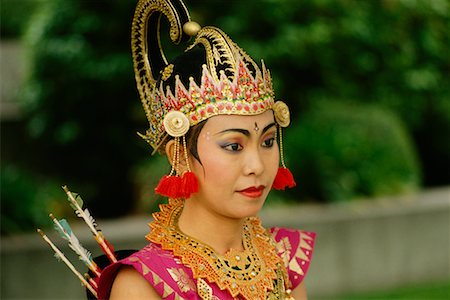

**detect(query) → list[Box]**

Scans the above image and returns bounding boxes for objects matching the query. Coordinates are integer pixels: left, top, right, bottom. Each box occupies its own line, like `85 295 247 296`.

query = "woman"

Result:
98 0 315 299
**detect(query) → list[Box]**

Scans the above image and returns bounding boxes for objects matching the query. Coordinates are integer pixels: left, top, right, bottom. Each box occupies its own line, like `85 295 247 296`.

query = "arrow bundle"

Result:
37 186 117 298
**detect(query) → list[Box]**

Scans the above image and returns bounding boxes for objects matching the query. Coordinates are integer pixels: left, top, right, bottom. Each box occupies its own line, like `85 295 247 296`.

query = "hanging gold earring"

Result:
180 135 198 198
272 101 296 190
155 111 199 198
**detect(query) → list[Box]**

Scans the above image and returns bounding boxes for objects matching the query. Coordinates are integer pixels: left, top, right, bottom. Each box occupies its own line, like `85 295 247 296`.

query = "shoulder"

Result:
110 266 160 299
269 227 316 250
97 246 159 299
98 243 197 299
268 227 316 289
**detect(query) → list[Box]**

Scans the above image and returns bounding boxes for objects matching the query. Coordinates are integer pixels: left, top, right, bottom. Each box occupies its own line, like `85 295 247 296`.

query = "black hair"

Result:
155 47 208 161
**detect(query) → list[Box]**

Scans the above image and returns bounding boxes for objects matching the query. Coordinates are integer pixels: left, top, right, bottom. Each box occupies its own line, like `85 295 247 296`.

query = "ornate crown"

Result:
131 0 288 153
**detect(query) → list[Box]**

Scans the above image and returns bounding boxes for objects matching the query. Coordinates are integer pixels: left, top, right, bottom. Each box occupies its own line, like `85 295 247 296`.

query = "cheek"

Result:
192 140 230 183
266 147 280 177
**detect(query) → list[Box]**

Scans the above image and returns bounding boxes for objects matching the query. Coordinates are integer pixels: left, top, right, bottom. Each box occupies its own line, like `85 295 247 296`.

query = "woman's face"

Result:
189 110 279 220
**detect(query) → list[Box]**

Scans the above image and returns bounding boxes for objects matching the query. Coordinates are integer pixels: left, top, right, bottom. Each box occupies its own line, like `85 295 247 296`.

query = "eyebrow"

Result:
216 122 277 136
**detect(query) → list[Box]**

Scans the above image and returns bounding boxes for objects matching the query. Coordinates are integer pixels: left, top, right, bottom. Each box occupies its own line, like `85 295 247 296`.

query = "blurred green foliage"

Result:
0 0 40 39
285 102 420 202
131 155 170 213
198 0 449 186
1 0 449 231
1 163 61 234
16 0 143 219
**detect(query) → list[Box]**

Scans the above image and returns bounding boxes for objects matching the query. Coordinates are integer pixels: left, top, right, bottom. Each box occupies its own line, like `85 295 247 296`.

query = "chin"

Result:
234 201 265 219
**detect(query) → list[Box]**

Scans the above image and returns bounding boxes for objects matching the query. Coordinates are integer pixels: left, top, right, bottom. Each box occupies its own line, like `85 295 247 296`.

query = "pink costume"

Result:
98 0 316 298
98 199 315 300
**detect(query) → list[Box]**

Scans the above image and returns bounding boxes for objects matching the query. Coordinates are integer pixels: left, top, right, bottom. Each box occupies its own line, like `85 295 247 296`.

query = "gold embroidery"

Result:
128 256 151 276
222 247 253 270
266 267 290 300
146 198 287 300
299 233 313 251
128 256 182 298
276 237 292 268
162 283 174 298
152 272 163 285
284 289 295 300
289 255 305 276
168 268 196 293
275 230 312 278
197 278 212 300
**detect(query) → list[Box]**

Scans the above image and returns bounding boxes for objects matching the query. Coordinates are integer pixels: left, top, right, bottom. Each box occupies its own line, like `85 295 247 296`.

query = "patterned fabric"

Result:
146 198 286 300
270 228 316 289
98 227 315 299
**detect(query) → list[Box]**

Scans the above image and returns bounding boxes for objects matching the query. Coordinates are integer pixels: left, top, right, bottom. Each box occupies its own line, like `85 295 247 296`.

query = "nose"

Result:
243 148 265 176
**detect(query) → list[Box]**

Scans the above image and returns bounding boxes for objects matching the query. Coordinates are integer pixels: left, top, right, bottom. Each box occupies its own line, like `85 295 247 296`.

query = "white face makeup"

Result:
204 131 211 141
188 110 279 220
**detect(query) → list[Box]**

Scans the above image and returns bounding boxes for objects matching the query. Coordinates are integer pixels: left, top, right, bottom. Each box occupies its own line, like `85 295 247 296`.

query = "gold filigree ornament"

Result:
147 198 291 300
273 101 290 128
163 111 190 137
161 64 174 81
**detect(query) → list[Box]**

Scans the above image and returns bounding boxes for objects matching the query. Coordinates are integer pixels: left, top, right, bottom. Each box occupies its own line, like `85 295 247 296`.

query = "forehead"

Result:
203 110 275 131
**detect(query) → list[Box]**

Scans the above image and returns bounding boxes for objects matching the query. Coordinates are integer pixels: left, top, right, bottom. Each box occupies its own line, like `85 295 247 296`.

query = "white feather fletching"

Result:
83 208 98 229
53 218 96 269
67 232 94 266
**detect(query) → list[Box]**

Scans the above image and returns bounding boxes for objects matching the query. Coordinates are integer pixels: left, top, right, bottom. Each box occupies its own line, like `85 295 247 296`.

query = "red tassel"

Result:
272 167 296 190
155 175 183 198
181 171 199 198
155 172 199 198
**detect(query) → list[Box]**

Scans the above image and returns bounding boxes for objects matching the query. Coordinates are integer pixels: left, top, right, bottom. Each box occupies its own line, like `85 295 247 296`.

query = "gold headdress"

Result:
132 0 295 198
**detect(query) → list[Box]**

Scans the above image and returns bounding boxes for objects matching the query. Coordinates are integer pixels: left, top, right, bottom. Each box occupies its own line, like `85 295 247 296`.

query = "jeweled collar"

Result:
146 198 286 300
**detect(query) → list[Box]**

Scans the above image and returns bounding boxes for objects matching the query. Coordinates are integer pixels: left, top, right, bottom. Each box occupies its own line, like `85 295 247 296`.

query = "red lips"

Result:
237 186 265 198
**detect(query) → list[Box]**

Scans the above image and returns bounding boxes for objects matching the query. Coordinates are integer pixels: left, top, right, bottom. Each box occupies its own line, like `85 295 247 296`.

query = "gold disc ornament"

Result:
273 101 291 128
163 111 190 137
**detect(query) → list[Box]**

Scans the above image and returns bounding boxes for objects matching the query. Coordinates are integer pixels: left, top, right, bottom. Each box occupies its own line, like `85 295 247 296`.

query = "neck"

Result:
177 200 246 255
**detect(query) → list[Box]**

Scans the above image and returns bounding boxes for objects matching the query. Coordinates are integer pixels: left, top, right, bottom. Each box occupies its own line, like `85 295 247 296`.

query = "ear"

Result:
165 139 176 167
164 138 190 173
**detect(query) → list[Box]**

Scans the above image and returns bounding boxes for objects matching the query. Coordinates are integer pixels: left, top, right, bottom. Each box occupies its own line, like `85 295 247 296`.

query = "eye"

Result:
262 137 275 148
222 143 243 152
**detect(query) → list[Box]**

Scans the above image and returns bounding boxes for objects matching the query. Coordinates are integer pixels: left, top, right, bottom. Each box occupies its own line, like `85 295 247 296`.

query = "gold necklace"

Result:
146 198 287 300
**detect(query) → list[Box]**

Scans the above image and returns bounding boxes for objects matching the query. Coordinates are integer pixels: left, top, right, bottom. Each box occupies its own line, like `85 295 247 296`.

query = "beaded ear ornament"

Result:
154 111 198 198
272 101 296 190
